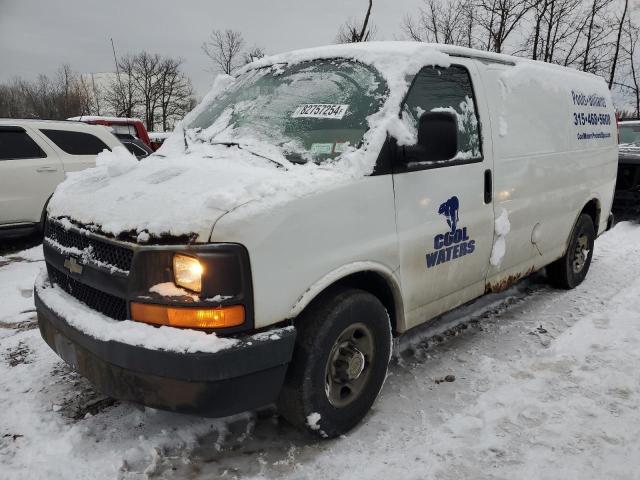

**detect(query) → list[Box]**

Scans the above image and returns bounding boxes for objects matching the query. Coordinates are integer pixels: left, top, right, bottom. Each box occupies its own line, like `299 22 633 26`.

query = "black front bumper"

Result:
36 291 296 417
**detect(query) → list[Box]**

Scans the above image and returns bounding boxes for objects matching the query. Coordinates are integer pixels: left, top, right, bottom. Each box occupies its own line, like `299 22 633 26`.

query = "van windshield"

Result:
185 59 388 163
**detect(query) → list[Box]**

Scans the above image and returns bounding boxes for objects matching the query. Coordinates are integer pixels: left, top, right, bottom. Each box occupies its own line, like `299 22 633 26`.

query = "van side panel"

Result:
211 176 401 330
478 62 617 286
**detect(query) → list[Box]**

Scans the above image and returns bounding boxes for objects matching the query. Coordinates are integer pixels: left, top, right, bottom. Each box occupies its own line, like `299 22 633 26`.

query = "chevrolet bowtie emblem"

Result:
63 257 83 275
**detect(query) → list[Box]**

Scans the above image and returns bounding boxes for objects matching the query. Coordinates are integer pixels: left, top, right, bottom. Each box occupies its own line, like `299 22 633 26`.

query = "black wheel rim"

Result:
324 322 375 408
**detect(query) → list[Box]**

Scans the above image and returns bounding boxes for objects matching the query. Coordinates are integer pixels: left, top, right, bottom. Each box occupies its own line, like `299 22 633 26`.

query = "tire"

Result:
546 213 595 289
277 288 392 438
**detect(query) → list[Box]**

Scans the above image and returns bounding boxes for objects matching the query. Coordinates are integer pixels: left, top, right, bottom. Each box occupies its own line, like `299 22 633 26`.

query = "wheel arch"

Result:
39 193 54 234
287 262 405 335
580 197 601 234
559 197 601 258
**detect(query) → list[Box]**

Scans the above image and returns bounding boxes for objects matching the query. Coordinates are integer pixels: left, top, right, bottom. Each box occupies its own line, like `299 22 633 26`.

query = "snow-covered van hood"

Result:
47 142 378 242
48 42 452 242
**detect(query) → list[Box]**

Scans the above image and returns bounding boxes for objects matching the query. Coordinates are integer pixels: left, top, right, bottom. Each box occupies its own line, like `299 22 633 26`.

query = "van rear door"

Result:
391 61 494 330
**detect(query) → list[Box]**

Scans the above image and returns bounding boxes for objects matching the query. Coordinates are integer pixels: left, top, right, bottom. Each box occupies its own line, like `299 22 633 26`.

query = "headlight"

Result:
173 254 203 293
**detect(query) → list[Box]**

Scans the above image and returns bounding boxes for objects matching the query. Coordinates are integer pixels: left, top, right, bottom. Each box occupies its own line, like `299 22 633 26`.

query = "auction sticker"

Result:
292 104 349 119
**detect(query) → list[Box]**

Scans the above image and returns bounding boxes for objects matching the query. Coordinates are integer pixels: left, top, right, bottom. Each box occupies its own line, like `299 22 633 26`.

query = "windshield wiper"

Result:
210 141 288 170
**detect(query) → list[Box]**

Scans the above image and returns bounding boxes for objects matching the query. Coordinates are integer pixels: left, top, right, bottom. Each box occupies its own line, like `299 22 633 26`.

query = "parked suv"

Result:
36 43 617 438
0 119 121 238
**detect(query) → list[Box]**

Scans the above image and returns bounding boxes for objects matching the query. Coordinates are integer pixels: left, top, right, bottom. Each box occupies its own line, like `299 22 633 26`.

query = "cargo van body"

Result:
35 43 617 437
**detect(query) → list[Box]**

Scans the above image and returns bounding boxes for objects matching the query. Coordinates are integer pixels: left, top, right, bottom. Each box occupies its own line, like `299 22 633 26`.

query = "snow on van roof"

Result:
243 41 603 80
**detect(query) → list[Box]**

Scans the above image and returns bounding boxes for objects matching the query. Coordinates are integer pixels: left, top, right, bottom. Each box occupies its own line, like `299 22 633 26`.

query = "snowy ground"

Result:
1 222 640 480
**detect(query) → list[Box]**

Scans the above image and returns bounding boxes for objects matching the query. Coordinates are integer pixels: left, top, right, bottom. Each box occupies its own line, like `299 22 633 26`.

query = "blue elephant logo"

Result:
438 196 460 234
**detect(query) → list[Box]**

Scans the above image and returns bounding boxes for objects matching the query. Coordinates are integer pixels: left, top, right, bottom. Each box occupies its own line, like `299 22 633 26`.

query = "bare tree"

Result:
403 0 475 47
0 79 29 118
608 0 629 88
0 65 94 119
104 52 195 130
336 0 375 43
579 0 616 72
202 29 245 74
475 0 535 53
130 52 163 131
106 55 138 118
616 18 640 117
157 57 194 131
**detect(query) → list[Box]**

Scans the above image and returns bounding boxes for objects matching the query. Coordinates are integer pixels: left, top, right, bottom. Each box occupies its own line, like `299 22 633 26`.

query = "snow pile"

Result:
48 43 451 241
490 208 511 266
94 146 137 177
306 412 321 431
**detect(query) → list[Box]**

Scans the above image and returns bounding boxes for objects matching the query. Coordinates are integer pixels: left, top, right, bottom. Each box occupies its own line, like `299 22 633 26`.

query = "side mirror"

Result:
402 111 458 163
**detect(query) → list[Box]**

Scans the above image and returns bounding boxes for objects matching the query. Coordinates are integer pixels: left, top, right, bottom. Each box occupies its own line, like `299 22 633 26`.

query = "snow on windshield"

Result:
186 60 387 163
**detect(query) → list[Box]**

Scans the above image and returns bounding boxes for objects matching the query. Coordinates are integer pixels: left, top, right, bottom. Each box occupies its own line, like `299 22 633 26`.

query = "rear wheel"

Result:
278 288 391 438
547 213 595 289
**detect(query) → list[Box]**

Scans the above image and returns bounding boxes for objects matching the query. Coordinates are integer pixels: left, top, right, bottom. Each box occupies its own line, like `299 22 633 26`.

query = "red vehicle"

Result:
68 116 154 150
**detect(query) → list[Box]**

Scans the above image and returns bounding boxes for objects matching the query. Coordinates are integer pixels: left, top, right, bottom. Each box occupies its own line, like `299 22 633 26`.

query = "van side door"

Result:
391 61 495 330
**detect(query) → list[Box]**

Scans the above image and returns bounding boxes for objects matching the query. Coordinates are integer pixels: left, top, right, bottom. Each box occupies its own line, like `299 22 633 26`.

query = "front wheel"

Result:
546 213 595 289
277 288 391 438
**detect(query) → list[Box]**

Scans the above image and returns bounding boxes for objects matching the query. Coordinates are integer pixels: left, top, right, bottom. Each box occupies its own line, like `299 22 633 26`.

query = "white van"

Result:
35 42 617 438
0 119 121 238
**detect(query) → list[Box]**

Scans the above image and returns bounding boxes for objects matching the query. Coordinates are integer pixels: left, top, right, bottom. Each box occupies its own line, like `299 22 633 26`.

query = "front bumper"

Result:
36 289 296 417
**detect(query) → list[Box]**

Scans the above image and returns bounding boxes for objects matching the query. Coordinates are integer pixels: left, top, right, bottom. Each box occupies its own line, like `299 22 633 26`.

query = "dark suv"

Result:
614 121 640 214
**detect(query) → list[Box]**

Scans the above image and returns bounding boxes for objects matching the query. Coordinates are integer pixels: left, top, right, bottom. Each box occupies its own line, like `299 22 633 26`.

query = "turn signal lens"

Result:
173 254 203 293
131 303 245 329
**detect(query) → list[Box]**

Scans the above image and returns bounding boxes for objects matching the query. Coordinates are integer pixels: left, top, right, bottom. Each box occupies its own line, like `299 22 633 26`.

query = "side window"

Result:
40 129 110 155
0 128 46 160
402 65 482 162
122 142 149 158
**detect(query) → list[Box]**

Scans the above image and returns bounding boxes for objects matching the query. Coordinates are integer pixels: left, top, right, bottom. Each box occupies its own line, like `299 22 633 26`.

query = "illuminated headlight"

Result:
173 254 203 293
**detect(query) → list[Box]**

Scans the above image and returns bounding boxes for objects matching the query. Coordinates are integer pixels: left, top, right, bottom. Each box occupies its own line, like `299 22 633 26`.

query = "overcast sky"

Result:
0 0 424 97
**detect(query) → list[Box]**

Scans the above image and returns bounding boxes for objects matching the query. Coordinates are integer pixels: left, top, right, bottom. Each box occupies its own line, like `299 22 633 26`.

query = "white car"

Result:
35 42 617 438
0 119 121 238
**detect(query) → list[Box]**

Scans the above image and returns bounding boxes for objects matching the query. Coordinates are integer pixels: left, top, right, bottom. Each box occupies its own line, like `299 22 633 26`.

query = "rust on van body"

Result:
485 266 536 294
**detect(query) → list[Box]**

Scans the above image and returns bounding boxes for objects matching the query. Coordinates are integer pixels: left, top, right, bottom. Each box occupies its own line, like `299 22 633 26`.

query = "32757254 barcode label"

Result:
292 104 349 119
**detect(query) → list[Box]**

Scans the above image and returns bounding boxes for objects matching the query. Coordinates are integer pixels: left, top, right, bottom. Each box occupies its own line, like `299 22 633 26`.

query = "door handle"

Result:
36 166 58 173
484 169 492 204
